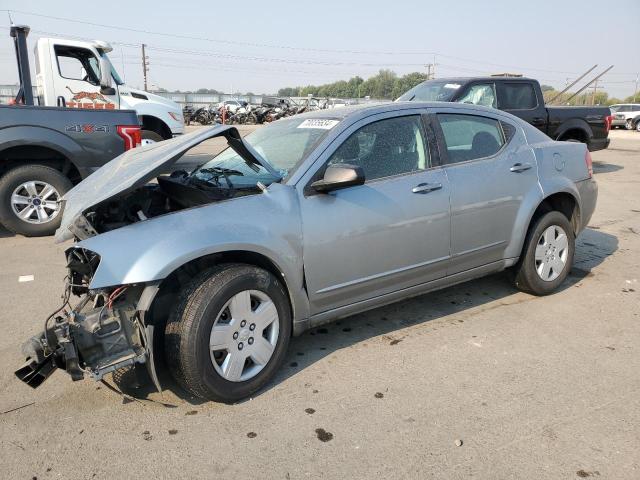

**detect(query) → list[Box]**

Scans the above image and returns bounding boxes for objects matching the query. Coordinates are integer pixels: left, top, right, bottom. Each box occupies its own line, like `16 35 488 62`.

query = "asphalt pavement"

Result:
0 129 638 480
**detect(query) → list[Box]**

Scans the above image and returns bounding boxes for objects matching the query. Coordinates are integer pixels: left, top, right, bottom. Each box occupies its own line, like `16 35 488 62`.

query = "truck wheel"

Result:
141 130 165 146
514 211 575 296
0 165 72 237
165 264 291 402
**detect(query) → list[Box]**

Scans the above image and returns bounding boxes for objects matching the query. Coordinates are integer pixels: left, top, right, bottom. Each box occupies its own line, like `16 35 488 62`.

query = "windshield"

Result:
396 80 462 102
192 117 337 187
99 51 124 85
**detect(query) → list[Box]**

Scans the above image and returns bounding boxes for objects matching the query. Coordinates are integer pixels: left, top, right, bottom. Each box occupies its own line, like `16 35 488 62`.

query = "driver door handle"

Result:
510 163 532 173
412 182 442 194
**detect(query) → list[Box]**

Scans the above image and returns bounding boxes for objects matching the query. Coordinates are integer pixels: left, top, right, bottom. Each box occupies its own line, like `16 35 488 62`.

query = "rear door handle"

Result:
412 182 442 194
510 163 532 173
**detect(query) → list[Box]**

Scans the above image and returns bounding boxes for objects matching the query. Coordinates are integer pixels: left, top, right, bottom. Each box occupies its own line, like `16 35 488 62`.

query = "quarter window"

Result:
437 114 505 164
327 116 429 181
501 83 537 110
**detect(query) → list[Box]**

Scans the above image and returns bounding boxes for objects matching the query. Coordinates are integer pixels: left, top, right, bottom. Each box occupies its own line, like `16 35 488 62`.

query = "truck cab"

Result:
398 77 611 151
34 37 184 143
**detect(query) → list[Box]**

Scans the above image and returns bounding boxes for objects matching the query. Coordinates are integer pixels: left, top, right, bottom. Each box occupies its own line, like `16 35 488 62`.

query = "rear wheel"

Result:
164 264 291 402
625 119 634 130
514 211 575 295
0 165 72 237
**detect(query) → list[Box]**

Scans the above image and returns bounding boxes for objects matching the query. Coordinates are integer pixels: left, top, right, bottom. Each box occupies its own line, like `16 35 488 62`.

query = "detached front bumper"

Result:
15 285 151 390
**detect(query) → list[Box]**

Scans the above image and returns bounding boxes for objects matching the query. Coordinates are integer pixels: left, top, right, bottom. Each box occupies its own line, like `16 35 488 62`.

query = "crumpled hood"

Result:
55 125 265 242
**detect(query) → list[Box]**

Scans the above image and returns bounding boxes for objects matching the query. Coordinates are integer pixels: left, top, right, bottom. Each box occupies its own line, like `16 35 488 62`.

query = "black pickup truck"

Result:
398 77 611 151
0 104 140 236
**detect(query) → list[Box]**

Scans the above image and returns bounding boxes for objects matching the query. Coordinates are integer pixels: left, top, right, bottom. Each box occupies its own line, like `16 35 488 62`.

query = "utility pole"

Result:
141 43 149 92
591 78 600 105
425 55 437 80
635 74 639 102
425 64 433 80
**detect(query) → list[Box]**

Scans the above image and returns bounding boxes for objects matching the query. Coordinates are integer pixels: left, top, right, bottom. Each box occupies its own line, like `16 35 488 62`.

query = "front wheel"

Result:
514 211 575 295
625 119 634 130
164 264 291 402
141 130 165 146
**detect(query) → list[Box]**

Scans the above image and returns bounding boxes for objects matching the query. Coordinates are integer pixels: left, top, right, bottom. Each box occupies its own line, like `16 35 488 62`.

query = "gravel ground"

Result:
0 129 638 480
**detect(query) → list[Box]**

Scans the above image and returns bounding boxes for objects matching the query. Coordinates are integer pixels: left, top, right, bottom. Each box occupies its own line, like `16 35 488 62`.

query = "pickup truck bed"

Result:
0 104 140 236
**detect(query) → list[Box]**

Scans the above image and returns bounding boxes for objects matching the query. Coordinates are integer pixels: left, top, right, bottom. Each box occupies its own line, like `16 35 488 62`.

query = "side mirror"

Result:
98 56 115 95
311 164 365 193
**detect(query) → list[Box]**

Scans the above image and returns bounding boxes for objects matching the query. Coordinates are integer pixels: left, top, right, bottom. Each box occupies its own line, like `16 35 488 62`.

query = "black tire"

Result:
514 211 575 296
0 165 73 237
164 264 291 402
625 119 634 130
141 130 165 144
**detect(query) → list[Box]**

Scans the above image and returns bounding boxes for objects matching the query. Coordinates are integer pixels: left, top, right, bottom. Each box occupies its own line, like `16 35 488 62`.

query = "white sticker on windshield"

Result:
297 119 340 129
444 83 461 89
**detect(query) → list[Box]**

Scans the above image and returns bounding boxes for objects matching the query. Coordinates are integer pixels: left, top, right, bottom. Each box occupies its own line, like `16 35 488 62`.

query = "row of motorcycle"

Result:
183 103 313 126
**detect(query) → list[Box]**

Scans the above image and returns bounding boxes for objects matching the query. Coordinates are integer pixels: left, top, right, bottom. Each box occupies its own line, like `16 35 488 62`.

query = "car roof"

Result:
418 76 536 83
291 101 510 121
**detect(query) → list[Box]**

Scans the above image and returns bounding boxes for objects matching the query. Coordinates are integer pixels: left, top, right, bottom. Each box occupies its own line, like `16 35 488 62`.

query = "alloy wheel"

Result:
10 181 61 224
534 225 569 282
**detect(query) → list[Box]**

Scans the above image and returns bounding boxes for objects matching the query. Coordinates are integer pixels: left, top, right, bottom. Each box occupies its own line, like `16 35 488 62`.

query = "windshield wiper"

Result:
200 167 244 177
193 166 238 192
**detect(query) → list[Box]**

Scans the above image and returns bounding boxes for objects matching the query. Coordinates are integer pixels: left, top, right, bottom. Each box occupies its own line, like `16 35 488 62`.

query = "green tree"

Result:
276 70 428 100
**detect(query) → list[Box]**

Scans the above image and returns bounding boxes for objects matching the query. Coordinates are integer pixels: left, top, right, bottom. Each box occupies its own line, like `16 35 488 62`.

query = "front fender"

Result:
72 183 307 317
121 99 184 135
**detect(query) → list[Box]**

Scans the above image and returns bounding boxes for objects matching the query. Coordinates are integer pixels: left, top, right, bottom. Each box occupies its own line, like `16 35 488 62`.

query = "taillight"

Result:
117 125 142 151
604 114 613 133
585 150 593 178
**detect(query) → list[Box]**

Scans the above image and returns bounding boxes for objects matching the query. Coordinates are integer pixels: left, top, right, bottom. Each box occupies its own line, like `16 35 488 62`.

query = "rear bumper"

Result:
588 137 610 152
576 178 598 233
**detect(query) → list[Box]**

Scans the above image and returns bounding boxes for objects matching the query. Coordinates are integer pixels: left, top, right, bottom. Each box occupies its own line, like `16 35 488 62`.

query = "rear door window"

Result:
500 83 538 110
437 114 505 164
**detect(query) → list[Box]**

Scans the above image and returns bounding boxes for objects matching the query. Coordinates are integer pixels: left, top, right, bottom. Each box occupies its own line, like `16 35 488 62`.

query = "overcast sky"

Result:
1 0 638 98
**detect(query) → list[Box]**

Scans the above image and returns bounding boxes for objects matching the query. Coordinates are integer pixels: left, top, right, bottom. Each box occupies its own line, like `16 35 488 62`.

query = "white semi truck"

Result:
32 34 183 143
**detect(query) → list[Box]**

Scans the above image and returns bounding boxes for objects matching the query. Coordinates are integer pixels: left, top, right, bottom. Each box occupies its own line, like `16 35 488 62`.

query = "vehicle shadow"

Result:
112 228 618 406
592 161 623 174
0 225 15 239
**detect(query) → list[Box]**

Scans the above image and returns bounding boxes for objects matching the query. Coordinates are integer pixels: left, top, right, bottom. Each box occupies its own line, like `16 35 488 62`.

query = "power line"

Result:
2 9 638 77
0 9 436 56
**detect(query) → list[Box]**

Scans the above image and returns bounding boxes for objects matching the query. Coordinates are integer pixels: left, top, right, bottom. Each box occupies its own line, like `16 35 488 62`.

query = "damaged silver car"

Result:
16 103 598 402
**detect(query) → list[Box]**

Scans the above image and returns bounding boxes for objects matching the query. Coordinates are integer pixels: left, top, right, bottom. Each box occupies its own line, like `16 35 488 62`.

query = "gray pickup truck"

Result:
0 104 140 236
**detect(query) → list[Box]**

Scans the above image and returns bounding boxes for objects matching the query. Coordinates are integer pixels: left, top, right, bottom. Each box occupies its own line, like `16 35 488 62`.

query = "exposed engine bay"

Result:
84 170 262 234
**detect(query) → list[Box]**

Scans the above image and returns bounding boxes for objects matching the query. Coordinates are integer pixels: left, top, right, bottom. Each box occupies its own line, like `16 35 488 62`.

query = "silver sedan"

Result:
16 102 597 403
